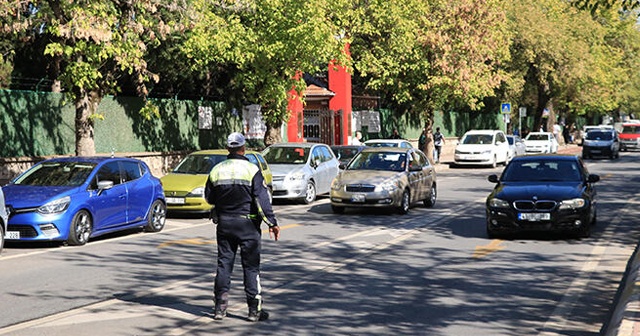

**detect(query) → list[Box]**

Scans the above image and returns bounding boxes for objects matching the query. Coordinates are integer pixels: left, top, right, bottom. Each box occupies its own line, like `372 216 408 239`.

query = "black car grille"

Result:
346 184 376 192
513 200 557 211
7 225 38 238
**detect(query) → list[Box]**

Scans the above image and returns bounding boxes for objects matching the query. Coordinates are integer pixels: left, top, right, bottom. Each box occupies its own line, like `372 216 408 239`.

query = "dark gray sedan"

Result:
330 147 437 214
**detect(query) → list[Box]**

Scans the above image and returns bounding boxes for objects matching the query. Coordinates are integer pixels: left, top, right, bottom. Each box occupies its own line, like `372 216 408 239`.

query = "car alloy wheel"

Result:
398 189 410 214
144 199 166 232
423 184 437 207
68 210 92 246
303 181 316 204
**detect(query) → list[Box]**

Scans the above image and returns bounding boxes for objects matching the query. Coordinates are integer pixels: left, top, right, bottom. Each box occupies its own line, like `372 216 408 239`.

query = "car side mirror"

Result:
98 180 114 190
488 174 499 183
339 163 346 170
587 174 600 183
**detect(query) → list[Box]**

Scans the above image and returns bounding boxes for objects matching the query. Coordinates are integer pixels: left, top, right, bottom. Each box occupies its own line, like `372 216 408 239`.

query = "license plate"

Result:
518 213 551 221
166 197 185 205
351 194 366 203
591 150 601 153
6 231 20 239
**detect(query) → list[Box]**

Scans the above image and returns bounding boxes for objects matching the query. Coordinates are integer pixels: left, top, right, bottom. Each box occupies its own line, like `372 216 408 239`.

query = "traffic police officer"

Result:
205 132 280 322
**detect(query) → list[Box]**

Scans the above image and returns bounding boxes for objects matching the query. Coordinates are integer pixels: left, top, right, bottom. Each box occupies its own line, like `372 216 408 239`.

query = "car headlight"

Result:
187 187 204 198
37 196 71 214
559 198 586 209
375 180 399 192
331 178 343 191
288 172 306 181
488 198 510 208
455 150 462 155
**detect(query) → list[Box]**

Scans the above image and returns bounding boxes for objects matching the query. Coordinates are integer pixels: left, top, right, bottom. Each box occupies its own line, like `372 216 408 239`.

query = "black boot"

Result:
247 297 269 322
214 293 228 320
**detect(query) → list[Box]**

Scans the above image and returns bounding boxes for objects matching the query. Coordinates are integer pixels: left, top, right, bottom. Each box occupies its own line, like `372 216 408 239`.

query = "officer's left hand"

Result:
269 226 280 241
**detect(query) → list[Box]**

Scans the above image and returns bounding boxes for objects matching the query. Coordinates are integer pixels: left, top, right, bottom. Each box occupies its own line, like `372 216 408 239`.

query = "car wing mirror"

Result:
587 174 600 183
339 163 346 170
97 180 114 195
488 174 499 183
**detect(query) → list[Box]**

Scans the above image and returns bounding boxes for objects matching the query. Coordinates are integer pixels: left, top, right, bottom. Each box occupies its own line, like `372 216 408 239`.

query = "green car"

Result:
161 149 273 214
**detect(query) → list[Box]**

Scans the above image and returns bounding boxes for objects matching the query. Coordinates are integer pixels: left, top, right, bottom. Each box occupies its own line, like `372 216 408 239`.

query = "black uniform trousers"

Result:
214 215 262 300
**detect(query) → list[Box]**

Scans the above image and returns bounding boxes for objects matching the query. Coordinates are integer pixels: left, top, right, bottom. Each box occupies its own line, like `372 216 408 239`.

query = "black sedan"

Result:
486 155 599 238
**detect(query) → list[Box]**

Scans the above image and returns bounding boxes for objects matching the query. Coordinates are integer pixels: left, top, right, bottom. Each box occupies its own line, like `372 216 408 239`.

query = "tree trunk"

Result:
423 111 435 163
75 91 99 156
264 121 282 147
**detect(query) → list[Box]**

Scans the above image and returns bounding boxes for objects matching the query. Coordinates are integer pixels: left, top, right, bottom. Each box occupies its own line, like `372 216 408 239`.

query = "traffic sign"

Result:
501 103 511 114
519 107 527 117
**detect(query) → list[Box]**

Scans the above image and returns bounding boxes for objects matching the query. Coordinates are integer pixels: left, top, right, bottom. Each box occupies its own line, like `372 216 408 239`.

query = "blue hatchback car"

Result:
4 156 166 246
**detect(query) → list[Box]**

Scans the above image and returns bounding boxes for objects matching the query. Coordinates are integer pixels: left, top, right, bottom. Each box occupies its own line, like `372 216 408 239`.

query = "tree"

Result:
2 0 183 155
346 0 510 160
182 0 347 145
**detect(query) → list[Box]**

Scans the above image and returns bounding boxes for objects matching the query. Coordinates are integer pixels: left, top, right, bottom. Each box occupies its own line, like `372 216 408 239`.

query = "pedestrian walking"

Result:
390 129 401 139
433 127 445 163
205 132 280 322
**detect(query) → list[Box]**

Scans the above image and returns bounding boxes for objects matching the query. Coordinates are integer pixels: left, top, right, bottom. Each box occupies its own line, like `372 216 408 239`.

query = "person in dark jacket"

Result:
205 132 280 322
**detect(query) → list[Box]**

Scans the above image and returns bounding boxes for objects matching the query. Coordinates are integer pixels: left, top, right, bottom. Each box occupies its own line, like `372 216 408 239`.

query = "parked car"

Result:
524 132 559 154
581 129 620 159
364 139 413 148
331 145 365 167
263 142 340 204
0 187 8 254
453 130 510 168
330 147 436 214
3 157 166 246
506 135 526 159
161 149 273 214
619 122 640 151
486 155 599 238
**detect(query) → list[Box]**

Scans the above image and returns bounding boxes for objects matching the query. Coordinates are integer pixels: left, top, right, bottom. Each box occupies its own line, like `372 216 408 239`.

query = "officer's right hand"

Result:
269 226 280 241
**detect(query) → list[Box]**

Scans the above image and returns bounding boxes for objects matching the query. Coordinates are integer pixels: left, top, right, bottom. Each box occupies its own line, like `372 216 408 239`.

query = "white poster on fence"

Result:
242 104 267 140
198 106 213 130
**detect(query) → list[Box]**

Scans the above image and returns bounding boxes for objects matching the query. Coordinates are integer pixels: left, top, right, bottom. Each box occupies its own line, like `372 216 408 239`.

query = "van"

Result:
453 130 510 168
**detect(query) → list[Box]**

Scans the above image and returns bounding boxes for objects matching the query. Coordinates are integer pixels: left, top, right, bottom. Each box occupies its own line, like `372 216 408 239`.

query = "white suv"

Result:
454 130 510 168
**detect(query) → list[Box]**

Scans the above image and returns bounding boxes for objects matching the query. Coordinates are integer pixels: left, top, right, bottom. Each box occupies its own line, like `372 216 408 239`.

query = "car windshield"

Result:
526 134 549 141
501 160 582 182
173 154 226 174
586 131 613 140
332 147 361 161
14 161 97 186
622 125 640 134
263 146 309 164
462 134 493 145
347 152 407 172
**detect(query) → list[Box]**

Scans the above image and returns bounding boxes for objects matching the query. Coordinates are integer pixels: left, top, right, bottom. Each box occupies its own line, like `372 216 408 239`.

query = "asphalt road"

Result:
1 149 639 336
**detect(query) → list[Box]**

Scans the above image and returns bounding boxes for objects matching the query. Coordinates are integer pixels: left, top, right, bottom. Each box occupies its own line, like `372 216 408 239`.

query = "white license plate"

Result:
6 231 20 239
166 197 185 205
518 213 551 221
351 194 366 203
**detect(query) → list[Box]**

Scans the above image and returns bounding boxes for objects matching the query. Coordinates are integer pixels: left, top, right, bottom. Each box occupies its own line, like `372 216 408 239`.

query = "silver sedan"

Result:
330 147 437 214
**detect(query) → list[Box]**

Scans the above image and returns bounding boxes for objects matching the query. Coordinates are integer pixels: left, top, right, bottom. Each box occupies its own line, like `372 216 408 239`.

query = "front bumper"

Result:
272 179 307 199
6 211 69 241
454 153 494 166
486 206 591 234
582 146 615 157
621 140 640 150
330 189 402 208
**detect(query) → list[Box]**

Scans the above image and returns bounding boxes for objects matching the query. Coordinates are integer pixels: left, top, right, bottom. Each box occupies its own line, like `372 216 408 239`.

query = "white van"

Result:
453 130 510 168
